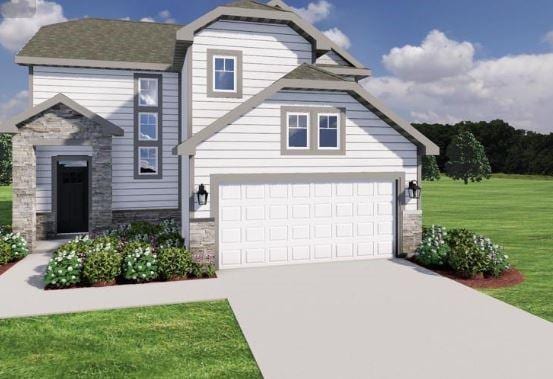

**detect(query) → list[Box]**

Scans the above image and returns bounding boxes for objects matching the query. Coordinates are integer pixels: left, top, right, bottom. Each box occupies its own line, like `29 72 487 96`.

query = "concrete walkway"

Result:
1 243 553 378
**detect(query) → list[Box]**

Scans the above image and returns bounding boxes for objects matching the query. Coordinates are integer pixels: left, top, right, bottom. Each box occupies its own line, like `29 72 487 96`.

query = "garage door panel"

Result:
218 179 396 269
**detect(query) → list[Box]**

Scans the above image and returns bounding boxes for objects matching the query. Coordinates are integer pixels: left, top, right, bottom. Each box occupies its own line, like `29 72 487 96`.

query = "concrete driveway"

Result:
219 259 553 379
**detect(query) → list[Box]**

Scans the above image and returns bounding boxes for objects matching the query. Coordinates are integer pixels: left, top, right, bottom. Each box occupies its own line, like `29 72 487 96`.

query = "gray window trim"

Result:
280 106 346 155
134 73 163 179
206 49 243 99
51 155 92 235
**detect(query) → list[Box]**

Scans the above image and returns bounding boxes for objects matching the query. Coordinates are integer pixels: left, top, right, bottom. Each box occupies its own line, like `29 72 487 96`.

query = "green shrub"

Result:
475 235 510 277
0 240 11 265
190 261 216 279
416 225 449 267
446 229 487 278
82 250 122 285
122 242 158 283
157 247 192 280
44 248 83 288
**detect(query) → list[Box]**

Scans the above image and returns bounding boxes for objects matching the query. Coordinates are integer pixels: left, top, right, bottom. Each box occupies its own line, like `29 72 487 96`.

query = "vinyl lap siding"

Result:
32 66 179 210
191 20 312 135
316 51 349 66
193 90 418 218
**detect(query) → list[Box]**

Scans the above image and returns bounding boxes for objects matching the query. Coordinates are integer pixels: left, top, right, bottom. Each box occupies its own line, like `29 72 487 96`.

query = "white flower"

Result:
68 267 73 272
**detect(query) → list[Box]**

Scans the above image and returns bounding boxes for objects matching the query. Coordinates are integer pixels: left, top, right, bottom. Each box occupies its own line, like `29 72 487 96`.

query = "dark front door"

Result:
57 160 89 233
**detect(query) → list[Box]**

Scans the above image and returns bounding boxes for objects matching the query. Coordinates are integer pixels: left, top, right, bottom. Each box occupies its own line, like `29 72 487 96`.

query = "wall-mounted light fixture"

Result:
408 180 421 199
197 184 209 205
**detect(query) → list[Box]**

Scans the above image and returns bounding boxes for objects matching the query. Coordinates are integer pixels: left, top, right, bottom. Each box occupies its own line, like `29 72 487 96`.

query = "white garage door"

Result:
218 179 396 269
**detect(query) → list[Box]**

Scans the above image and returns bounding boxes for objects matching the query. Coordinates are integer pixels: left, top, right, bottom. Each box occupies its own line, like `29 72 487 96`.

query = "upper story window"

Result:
318 114 340 149
214 56 236 92
287 113 309 149
134 74 163 179
138 78 158 107
207 49 243 98
281 107 346 155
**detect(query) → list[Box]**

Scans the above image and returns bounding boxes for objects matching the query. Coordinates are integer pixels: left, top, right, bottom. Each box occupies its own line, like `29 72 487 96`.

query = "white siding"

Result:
316 51 350 66
33 66 179 210
36 145 93 212
191 20 312 134
193 90 419 218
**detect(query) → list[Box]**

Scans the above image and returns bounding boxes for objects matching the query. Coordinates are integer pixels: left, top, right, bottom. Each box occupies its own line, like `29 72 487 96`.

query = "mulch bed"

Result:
45 274 218 290
408 258 524 289
0 262 16 276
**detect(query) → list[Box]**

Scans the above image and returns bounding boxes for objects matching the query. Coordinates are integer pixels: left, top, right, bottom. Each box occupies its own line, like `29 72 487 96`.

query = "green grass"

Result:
0 301 261 378
423 175 553 321
0 185 10 226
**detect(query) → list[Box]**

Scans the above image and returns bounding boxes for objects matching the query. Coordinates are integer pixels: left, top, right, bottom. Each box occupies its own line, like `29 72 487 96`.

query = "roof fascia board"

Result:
1 93 124 136
318 66 372 78
175 78 439 156
15 56 174 72
176 6 366 69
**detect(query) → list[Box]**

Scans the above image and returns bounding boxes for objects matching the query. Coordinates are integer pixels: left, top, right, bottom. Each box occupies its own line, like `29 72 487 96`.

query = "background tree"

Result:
446 129 492 184
0 134 11 186
422 155 440 181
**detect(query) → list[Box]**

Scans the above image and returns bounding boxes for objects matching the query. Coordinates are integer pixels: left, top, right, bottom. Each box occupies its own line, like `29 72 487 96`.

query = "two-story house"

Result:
0 0 438 269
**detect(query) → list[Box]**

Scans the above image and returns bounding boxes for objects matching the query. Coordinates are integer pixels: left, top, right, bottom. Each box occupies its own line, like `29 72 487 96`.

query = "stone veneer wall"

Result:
402 210 422 257
112 209 181 226
189 219 216 264
12 104 113 249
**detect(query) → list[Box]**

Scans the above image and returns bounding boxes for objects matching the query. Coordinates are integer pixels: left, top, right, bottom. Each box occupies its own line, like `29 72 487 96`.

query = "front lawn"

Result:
423 175 553 322
0 185 10 226
0 301 261 378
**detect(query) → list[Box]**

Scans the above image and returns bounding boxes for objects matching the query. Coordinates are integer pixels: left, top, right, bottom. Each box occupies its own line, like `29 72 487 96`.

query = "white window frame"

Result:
138 146 159 176
138 112 158 142
286 112 310 150
317 113 340 150
212 55 237 93
138 78 159 107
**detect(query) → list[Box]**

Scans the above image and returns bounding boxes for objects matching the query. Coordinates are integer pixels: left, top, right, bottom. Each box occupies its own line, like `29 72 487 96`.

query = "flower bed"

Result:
44 220 216 289
413 225 521 288
0 225 29 275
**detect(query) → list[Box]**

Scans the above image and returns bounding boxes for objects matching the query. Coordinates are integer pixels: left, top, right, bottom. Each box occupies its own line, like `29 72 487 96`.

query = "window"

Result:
281 107 345 155
213 56 236 92
139 147 158 175
138 112 158 141
138 78 158 106
207 49 242 98
318 114 339 149
287 113 309 149
135 74 162 179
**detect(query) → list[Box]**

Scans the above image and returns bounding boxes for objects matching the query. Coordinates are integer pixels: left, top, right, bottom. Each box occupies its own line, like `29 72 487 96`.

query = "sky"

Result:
0 0 553 132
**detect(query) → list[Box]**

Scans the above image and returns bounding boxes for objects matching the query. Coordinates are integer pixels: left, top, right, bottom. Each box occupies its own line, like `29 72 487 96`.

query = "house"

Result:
0 0 438 269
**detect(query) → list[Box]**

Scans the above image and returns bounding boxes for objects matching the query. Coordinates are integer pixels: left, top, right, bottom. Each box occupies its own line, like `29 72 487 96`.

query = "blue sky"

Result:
1 0 552 132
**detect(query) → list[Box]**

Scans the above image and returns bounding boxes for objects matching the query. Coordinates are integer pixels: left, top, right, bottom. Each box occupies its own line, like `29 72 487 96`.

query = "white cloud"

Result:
323 27 351 49
382 30 475 82
138 10 175 23
0 0 66 52
292 0 331 24
363 30 553 133
0 91 28 122
140 17 155 23
543 30 553 48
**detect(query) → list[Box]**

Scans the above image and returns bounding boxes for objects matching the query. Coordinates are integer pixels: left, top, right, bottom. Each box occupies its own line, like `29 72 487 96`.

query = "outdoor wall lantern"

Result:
408 180 421 199
197 184 209 205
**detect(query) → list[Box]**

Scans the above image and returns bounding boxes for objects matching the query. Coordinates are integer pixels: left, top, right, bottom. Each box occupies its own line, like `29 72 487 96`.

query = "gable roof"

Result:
176 3 366 69
0 94 124 136
176 65 439 156
16 19 187 71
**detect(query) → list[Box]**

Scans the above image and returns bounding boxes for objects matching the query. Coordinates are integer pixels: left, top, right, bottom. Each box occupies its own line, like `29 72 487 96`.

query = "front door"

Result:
57 159 89 233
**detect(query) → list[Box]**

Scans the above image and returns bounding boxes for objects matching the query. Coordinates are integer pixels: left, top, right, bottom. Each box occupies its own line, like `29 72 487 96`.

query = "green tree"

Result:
0 134 12 185
422 155 440 181
446 129 491 184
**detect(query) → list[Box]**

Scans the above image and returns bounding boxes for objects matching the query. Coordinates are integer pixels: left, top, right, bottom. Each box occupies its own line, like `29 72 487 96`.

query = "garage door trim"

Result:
210 172 406 269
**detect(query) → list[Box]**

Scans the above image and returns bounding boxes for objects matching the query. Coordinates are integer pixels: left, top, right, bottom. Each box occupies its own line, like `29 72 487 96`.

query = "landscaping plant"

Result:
422 155 441 181
82 250 122 285
44 248 83 288
122 241 158 283
416 225 449 267
0 230 28 265
446 229 488 279
157 247 193 280
475 235 509 277
445 129 492 184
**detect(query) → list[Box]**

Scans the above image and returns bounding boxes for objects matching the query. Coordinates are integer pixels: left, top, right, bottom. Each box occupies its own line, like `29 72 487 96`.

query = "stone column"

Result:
90 135 113 231
189 219 216 264
402 210 422 257
11 135 36 249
